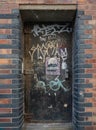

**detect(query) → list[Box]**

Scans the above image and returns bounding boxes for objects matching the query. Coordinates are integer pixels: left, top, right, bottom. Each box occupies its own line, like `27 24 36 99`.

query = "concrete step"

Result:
23 123 73 130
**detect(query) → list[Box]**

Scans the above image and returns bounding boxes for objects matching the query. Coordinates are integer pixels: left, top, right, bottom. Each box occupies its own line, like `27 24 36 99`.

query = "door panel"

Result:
24 23 72 122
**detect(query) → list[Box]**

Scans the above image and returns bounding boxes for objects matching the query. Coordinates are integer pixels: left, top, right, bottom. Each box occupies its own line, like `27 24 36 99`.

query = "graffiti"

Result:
49 76 70 92
29 42 57 62
46 57 60 75
40 36 46 42
60 48 68 70
29 41 68 64
29 44 47 62
60 48 67 61
30 24 70 93
36 80 46 93
31 24 72 41
35 76 70 93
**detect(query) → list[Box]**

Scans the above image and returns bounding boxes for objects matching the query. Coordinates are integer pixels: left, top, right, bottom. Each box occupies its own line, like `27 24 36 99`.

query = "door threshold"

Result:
22 122 73 130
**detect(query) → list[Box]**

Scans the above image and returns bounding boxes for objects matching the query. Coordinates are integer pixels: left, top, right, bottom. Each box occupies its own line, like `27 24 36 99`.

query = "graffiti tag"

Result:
31 24 72 41
29 43 68 64
35 76 70 93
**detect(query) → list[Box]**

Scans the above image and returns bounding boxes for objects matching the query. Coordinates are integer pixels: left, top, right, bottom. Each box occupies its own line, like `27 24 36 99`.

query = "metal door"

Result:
24 23 72 122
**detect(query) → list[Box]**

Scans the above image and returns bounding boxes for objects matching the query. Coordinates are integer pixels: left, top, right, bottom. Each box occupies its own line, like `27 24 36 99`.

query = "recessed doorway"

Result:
20 6 76 124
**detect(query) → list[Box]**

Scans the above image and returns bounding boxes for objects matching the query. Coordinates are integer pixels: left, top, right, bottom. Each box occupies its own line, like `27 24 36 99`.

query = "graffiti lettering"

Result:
35 76 70 93
29 44 47 62
49 76 70 92
31 24 72 41
29 43 68 64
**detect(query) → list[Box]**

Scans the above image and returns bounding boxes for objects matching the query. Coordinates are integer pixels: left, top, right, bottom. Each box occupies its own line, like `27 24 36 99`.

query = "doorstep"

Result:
22 123 73 130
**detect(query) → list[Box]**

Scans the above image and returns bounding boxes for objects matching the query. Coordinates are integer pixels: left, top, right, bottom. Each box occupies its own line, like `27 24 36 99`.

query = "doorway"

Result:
20 6 76 124
23 22 72 123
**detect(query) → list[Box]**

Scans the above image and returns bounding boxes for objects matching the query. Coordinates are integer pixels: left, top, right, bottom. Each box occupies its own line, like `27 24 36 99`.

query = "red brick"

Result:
88 0 96 4
0 3 19 10
58 0 73 4
85 79 90 84
85 126 93 130
88 20 96 25
0 19 12 24
19 0 44 4
85 11 96 15
85 68 96 73
85 59 96 64
0 39 12 44
78 0 86 3
85 50 96 54
15 0 27 3
92 30 96 36
84 39 95 44
93 112 96 116
93 126 96 130
0 29 12 34
0 59 12 65
0 79 12 84
92 15 96 20
0 108 12 113
78 5 88 10
84 20 89 24
92 55 96 59
93 103 96 107
0 49 12 54
89 5 96 10
86 117 93 123
92 45 96 49
85 79 96 85
45 0 56 4
86 107 96 113
0 118 12 123
0 89 12 94
84 30 92 34
0 10 11 14
0 99 11 104
93 74 96 78
0 70 11 74
85 98 93 103
85 88 93 92
92 98 96 102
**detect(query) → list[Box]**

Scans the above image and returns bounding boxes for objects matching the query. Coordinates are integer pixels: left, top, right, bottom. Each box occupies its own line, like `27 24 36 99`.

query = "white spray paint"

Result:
31 24 72 41
60 48 68 70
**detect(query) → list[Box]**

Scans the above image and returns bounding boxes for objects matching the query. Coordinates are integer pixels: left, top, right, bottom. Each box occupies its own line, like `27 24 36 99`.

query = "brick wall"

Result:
73 0 96 130
0 2 23 130
0 0 96 130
